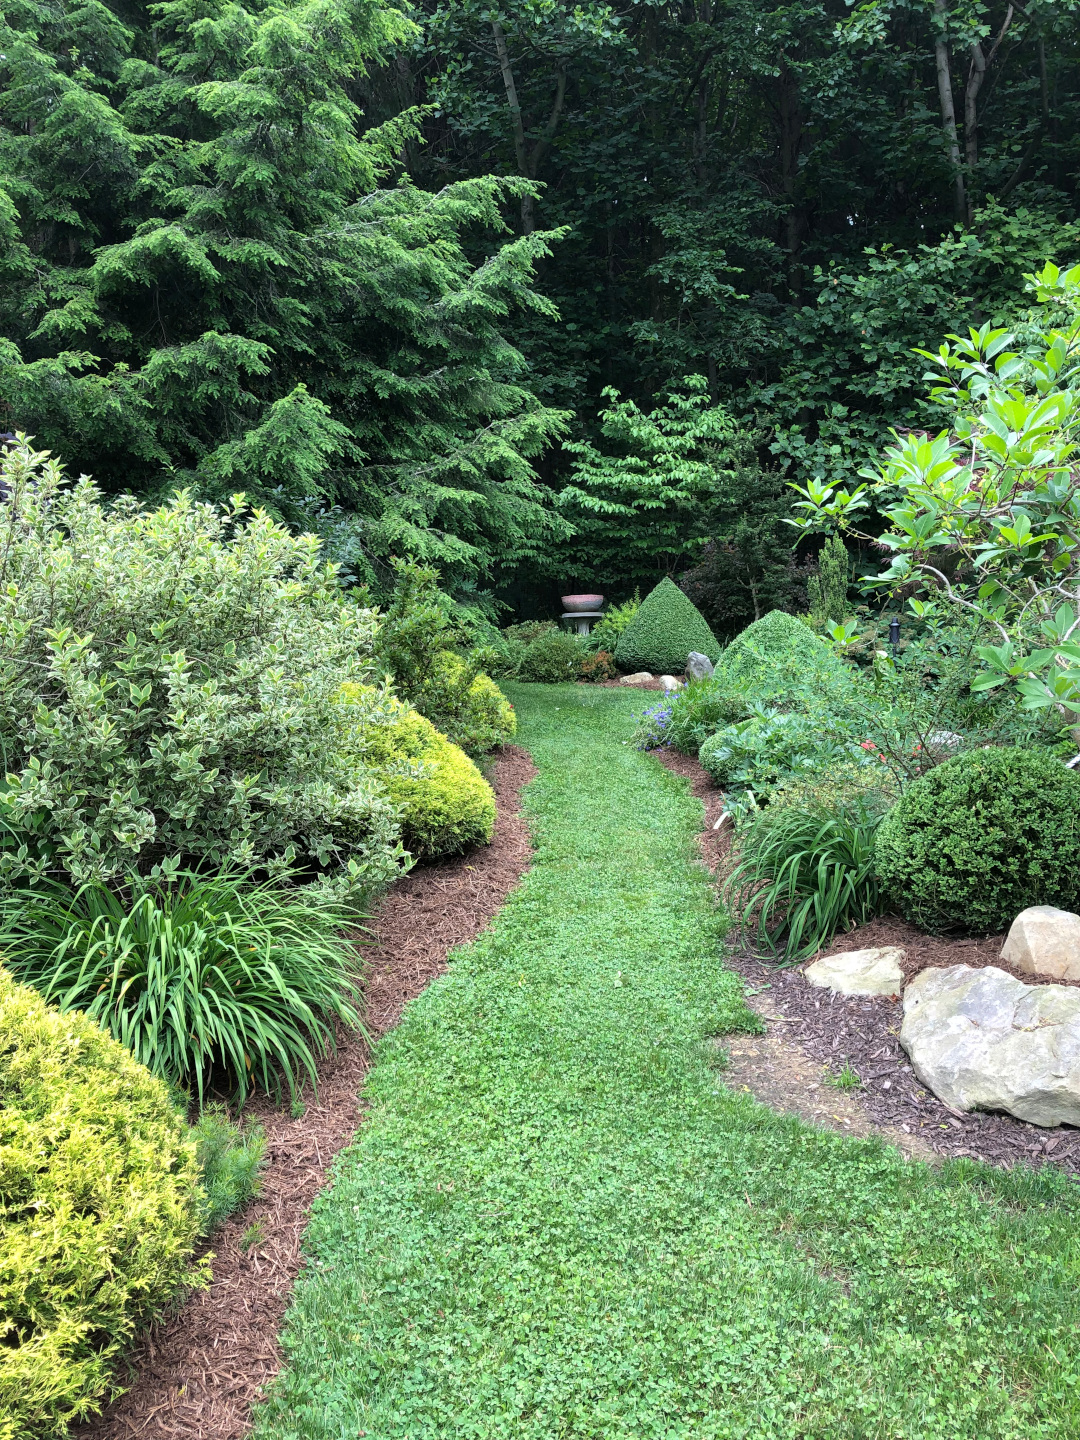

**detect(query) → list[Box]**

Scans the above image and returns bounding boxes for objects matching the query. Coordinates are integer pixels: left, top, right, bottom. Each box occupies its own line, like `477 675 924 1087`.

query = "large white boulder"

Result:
657 674 684 692
803 946 905 997
1001 905 1080 981
900 964 1080 1126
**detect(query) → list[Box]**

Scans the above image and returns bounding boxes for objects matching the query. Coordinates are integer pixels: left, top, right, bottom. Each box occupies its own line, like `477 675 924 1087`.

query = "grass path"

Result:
256 685 1080 1440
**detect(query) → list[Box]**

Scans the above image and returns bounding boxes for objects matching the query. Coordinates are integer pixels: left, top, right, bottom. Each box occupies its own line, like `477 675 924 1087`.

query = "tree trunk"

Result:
933 0 966 223
963 5 1014 220
491 18 534 233
778 61 804 302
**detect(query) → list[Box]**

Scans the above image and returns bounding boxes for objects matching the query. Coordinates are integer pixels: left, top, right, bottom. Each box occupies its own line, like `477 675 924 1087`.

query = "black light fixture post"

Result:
888 616 901 660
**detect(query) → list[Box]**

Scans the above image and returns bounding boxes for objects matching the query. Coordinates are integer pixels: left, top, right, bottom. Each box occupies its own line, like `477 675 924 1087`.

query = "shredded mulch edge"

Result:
77 745 537 1440
650 744 1080 1180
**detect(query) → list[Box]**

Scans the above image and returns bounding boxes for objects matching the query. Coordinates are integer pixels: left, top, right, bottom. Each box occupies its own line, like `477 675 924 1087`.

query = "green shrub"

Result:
191 1107 266 1235
586 594 640 654
698 707 854 799
874 746 1080 933
517 630 584 683
768 757 899 819
343 690 496 858
0 446 403 891
0 870 364 1102
715 610 848 700
375 560 515 754
614 577 719 675
0 969 202 1437
725 804 886 959
649 677 751 753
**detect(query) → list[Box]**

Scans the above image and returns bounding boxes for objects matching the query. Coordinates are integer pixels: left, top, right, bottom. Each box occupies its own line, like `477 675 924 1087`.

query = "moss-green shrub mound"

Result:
875 747 1080 933
0 970 202 1438
715 609 849 702
342 689 496 858
517 631 583 683
614 578 719 674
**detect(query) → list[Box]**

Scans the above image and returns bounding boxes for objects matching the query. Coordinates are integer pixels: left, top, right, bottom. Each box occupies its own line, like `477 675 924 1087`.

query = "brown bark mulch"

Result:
78 745 536 1440
649 744 1080 1180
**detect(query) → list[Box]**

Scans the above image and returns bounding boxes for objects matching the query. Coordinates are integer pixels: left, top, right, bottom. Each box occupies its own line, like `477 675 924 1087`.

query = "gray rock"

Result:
685 652 715 681
658 674 684 692
1001 905 1080 981
618 672 654 685
804 946 906 997
900 965 1080 1126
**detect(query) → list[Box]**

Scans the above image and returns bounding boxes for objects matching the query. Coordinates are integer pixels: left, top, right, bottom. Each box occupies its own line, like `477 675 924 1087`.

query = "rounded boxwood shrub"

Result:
874 746 1080 933
517 630 583 683
615 577 719 675
342 689 496 858
0 969 202 1437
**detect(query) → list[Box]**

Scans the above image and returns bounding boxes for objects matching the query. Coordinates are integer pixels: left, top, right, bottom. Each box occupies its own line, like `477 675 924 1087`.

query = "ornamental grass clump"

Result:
725 804 887 960
874 746 1080 933
0 969 203 1436
0 869 364 1102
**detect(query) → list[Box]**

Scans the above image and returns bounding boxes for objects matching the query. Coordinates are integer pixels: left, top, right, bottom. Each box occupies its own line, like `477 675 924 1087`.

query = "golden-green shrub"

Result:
0 970 203 1439
340 689 496 859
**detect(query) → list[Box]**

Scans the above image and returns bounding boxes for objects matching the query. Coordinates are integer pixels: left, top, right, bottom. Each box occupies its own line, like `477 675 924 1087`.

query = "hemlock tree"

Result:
0 0 571 592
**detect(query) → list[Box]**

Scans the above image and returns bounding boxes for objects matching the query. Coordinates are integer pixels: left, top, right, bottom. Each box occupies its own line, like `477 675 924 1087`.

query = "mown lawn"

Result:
256 684 1080 1440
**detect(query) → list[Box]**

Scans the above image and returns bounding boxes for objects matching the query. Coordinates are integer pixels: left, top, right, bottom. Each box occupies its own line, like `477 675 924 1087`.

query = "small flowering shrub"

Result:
580 650 617 682
699 707 854 799
633 697 676 750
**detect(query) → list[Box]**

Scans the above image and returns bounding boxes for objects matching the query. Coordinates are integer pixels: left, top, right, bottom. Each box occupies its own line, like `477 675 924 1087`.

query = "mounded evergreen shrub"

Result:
614 577 719 674
715 609 845 693
0 970 202 1437
342 689 496 858
874 747 1080 933
517 630 583 683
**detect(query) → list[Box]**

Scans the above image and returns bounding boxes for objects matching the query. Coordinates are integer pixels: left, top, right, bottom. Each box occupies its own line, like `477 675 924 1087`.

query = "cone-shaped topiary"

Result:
715 609 849 704
614 578 719 675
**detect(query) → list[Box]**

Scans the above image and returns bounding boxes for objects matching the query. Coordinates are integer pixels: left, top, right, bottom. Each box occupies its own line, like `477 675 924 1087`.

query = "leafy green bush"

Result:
517 630 584 683
0 871 364 1102
0 444 403 890
0 969 203 1437
586 594 640 655
375 559 514 753
191 1107 266 1236
874 747 1080 933
699 707 854 799
725 804 887 959
715 609 848 699
344 689 496 858
614 577 719 675
648 677 751 753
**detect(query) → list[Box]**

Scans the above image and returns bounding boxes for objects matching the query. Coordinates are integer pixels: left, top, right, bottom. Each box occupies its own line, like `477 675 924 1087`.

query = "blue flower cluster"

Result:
633 698 675 750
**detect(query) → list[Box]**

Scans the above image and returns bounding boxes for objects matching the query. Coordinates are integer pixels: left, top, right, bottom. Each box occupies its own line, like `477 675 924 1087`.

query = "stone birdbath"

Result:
561 593 604 636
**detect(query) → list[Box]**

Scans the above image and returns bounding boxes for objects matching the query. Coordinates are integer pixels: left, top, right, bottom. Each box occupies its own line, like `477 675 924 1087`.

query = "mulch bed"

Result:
650 745 1080 1180
78 746 536 1440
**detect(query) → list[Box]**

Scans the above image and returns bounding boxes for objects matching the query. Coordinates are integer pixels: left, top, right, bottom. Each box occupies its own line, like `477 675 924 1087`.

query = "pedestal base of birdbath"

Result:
562 610 604 636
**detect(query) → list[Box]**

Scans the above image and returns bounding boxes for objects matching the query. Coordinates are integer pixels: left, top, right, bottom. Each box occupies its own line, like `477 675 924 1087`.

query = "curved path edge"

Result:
77 745 537 1440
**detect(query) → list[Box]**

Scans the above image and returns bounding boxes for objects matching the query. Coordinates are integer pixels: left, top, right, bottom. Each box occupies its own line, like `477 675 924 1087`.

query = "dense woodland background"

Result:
2 0 1078 627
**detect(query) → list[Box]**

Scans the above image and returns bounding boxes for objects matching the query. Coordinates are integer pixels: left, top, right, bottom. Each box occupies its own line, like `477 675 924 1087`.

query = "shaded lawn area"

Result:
255 684 1080 1440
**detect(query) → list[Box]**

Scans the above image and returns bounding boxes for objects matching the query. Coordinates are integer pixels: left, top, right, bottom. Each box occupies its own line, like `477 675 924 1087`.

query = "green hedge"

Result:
0 970 202 1438
614 578 719 674
875 747 1080 933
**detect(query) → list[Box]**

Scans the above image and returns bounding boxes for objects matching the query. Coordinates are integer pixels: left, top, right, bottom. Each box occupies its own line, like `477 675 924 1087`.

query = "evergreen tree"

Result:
0 0 571 591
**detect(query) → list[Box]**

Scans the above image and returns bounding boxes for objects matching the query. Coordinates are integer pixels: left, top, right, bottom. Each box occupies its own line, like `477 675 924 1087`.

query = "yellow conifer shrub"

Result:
339 687 496 859
0 970 203 1438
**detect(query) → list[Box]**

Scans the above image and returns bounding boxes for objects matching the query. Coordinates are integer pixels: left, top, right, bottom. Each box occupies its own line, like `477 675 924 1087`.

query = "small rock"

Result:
685 652 715 681
619 672 654 685
657 674 684 691
926 729 963 752
901 964 1080 1126
804 947 906 997
1001 905 1080 981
